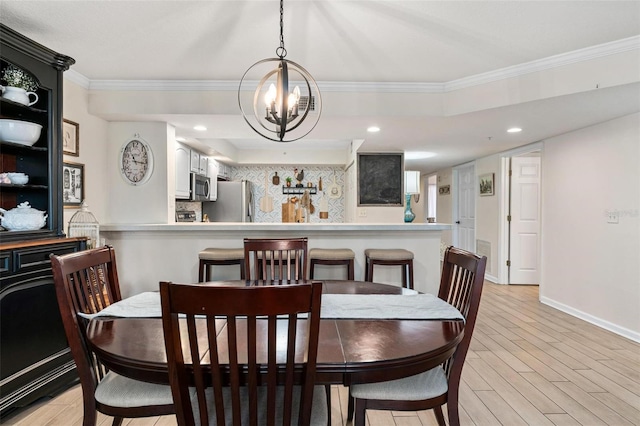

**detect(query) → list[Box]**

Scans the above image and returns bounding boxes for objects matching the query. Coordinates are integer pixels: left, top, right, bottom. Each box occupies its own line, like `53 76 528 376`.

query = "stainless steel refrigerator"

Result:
203 180 254 222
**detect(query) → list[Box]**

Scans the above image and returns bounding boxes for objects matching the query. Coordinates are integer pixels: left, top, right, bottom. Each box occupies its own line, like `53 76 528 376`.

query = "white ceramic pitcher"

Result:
0 86 38 106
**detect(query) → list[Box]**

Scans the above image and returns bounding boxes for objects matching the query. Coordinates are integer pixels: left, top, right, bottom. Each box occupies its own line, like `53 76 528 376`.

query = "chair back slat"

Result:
244 238 308 281
437 246 486 380
161 281 323 426
50 246 123 401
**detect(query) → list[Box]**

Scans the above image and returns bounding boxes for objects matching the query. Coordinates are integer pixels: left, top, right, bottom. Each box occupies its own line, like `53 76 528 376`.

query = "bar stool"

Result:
364 248 414 289
198 248 245 282
309 248 355 280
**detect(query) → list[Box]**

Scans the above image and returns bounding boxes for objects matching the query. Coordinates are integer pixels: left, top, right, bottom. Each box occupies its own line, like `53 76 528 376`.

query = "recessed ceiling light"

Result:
507 127 522 133
193 125 207 131
405 151 436 160
367 126 380 133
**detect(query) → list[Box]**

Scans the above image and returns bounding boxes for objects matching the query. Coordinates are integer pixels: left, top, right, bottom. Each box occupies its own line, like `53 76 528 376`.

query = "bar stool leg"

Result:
198 260 205 283
366 258 373 282
407 259 414 290
347 259 354 280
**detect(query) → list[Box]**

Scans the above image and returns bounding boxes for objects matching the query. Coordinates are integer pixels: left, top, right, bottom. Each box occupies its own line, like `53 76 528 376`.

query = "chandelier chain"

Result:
277 0 287 58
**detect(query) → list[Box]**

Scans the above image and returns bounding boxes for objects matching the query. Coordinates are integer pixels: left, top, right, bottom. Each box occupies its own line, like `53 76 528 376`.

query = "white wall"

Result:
540 113 640 339
62 80 109 228
475 154 501 279
106 122 175 223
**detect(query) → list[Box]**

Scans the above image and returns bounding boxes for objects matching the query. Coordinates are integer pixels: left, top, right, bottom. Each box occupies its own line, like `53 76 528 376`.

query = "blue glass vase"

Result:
404 193 415 223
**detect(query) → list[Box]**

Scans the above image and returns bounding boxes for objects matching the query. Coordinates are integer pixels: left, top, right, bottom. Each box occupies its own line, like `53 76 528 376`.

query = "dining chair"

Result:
159 280 328 426
243 237 308 281
50 246 175 426
347 246 487 426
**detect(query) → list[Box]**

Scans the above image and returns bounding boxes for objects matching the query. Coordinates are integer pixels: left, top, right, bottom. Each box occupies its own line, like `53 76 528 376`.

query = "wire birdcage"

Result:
68 201 100 249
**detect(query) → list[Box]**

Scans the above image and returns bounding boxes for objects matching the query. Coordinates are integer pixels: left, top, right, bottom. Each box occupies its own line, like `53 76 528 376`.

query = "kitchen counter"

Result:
101 222 451 297
101 222 450 232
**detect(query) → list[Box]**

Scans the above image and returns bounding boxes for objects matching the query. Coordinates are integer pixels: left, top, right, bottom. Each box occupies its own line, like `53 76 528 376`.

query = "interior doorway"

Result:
501 146 542 285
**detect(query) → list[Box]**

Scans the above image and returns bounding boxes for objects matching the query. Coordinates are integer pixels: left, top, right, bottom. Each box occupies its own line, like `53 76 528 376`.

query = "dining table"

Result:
85 280 465 387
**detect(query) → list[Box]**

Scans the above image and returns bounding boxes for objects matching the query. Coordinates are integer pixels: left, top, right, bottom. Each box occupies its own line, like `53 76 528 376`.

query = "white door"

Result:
509 156 541 284
455 164 475 252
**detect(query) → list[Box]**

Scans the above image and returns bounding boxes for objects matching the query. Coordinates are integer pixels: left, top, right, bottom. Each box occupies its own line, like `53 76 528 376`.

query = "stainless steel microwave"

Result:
190 173 210 201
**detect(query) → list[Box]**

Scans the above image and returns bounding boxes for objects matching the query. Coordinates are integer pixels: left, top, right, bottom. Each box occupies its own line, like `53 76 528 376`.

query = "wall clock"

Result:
119 136 154 185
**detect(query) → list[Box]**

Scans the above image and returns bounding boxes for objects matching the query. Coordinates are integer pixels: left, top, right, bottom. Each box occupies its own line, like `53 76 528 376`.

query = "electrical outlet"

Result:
607 211 619 224
358 209 367 217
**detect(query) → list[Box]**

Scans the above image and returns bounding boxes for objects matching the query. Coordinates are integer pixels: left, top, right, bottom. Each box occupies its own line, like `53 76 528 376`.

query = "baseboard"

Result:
540 296 640 343
484 273 498 283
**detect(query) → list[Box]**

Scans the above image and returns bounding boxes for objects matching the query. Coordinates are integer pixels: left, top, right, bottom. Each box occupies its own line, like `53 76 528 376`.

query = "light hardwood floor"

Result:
2 283 639 425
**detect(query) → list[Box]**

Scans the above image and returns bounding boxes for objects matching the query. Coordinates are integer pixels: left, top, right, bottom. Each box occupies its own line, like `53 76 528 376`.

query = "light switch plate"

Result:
607 211 619 224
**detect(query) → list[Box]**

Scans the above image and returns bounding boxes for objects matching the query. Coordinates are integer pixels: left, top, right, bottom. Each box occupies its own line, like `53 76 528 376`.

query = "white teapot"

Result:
0 202 47 231
0 86 39 107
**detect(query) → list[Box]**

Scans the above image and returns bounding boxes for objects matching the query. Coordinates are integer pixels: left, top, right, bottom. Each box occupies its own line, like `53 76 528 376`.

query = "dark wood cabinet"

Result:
0 24 74 242
0 25 83 418
0 237 87 417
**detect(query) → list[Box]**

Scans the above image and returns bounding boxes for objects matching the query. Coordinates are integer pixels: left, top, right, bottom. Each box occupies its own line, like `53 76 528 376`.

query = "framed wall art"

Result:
357 153 403 206
438 185 450 195
63 161 84 207
479 173 495 196
62 119 79 156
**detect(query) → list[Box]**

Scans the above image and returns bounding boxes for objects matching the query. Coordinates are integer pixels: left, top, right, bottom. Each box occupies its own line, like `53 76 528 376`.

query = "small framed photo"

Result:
63 161 84 207
438 185 450 195
479 173 495 196
62 119 79 156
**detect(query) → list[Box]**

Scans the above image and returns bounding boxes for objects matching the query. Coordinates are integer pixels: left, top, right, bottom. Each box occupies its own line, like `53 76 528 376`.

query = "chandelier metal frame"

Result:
238 0 321 142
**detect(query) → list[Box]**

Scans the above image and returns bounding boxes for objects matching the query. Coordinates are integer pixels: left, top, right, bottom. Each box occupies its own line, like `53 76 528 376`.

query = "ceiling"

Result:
2 1 639 174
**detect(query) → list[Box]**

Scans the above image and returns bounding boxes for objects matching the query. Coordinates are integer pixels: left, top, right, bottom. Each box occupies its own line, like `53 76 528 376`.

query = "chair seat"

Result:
364 249 414 261
199 248 244 261
94 371 174 408
309 248 355 260
194 385 328 425
350 366 448 401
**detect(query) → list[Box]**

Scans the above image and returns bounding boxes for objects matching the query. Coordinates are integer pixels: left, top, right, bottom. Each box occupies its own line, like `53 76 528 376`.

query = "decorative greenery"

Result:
1 65 38 92
285 176 293 183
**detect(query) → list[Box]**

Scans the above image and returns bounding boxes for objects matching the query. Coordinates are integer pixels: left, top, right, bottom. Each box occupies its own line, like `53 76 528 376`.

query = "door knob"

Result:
455 221 461 224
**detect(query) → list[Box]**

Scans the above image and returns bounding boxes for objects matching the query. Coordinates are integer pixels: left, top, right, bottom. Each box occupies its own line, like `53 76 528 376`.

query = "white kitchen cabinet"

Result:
175 142 191 199
190 150 200 173
199 155 208 175
218 162 231 180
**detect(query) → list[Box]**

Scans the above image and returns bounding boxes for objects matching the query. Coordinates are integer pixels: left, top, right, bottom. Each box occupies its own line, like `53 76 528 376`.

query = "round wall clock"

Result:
119 137 154 185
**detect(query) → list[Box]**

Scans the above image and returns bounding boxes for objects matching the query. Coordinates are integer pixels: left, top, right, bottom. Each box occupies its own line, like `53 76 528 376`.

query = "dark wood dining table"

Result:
86 280 464 387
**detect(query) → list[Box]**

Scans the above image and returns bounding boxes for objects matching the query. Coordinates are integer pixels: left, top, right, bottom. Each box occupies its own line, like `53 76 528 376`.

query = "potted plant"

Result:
285 177 292 187
1 64 39 106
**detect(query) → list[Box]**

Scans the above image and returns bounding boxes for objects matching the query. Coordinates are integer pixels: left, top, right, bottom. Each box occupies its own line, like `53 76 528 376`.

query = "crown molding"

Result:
445 35 640 91
65 36 639 94
64 69 91 89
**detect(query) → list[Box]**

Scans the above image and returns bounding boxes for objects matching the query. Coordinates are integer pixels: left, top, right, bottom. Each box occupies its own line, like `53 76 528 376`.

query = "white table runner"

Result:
80 291 463 321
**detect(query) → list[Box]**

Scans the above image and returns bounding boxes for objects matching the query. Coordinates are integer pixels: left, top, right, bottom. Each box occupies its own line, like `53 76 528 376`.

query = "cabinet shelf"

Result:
282 186 317 195
0 183 48 190
0 140 48 153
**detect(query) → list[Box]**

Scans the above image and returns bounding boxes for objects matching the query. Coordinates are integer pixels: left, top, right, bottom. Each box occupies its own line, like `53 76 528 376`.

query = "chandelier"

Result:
238 0 322 142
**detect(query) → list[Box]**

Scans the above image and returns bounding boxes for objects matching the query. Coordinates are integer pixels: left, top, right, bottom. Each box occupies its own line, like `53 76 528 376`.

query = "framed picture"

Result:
63 161 84 207
62 119 79 156
357 153 403 206
479 173 495 196
438 185 450 195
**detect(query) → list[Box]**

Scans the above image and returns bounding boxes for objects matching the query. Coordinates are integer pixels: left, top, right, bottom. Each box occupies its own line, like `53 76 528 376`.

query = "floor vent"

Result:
476 239 491 274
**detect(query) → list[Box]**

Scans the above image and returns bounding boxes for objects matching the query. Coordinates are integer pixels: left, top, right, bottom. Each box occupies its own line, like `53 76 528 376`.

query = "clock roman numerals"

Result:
119 138 154 185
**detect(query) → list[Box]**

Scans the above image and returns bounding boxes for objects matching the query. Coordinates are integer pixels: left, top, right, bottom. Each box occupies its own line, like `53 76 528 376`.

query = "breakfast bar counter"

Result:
101 222 450 297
